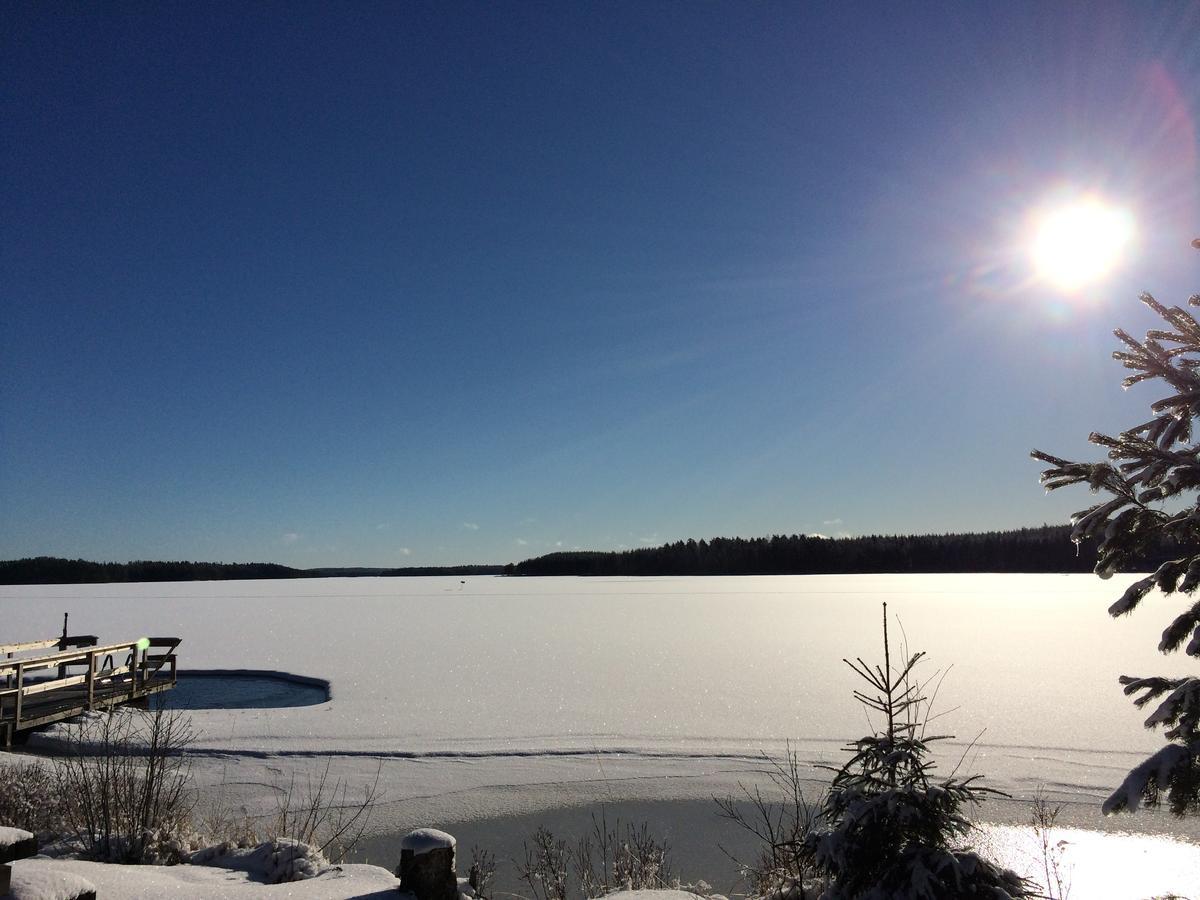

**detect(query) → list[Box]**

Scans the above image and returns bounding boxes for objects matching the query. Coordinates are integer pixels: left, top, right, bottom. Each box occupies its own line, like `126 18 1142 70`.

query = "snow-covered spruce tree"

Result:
1033 273 1200 817
802 604 1031 899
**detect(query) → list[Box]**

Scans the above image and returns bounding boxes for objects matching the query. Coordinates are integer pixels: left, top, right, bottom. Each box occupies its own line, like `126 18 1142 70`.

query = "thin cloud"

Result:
462 522 479 531
822 518 843 526
281 532 302 544
516 538 529 546
398 547 412 556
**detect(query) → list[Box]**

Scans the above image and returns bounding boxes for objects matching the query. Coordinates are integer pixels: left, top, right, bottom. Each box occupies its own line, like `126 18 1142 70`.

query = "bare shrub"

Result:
517 815 672 900
1031 788 1071 900
469 844 496 898
268 759 381 863
0 759 69 836
54 707 198 863
574 812 672 894
195 779 261 850
517 825 570 900
715 744 825 897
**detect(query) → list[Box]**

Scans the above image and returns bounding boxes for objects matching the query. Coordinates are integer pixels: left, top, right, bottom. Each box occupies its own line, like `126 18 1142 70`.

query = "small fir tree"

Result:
803 604 1031 899
1033 257 1200 817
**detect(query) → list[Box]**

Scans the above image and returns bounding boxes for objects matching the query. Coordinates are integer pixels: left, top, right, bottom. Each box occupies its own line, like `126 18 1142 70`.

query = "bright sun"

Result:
1031 197 1135 293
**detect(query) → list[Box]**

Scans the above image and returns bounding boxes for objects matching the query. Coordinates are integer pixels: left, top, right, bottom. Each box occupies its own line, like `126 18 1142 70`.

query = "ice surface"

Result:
6 574 1192 760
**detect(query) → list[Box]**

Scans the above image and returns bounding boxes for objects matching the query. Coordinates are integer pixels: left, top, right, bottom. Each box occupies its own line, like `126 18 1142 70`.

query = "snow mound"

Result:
8 857 398 899
0 826 34 847
400 828 456 854
190 837 329 883
6 864 96 900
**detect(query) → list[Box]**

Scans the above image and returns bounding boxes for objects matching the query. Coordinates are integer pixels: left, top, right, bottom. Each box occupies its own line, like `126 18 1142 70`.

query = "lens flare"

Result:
1031 197 1135 293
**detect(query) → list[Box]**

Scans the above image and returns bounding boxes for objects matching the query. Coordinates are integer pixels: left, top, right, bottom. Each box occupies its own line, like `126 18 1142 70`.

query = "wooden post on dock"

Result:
129 642 139 702
13 663 22 728
86 649 96 710
57 612 69 679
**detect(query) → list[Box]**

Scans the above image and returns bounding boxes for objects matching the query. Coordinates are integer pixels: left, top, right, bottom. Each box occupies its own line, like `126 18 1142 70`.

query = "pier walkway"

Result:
0 634 180 746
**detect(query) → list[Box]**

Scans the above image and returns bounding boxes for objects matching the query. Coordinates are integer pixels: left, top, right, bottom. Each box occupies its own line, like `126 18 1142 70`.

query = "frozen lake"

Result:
3 574 1192 762
3 573 1199 894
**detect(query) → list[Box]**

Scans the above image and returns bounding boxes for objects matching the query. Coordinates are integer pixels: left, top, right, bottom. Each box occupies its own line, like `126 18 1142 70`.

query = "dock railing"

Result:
0 637 181 744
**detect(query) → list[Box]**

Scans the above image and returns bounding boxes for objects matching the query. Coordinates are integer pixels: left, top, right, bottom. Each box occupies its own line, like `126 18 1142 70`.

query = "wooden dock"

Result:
0 634 181 747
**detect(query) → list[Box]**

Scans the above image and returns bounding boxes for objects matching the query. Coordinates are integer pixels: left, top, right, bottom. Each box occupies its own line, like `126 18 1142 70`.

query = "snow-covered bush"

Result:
518 825 570 900
516 815 674 900
190 836 329 883
0 759 69 837
802 605 1032 899
1033 269 1200 817
574 815 671 895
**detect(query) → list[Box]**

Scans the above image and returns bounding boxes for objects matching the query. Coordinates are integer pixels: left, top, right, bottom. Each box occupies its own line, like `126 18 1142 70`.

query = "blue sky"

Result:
4 1 1200 567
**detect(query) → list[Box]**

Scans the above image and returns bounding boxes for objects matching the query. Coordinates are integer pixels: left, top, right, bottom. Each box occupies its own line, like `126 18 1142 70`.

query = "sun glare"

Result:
1030 197 1135 293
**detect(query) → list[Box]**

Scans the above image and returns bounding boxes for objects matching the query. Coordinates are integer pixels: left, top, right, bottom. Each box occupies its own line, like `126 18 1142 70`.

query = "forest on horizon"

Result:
0 524 1169 584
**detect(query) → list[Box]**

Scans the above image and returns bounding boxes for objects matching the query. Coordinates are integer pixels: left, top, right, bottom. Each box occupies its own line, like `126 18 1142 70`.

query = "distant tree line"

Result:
0 557 506 585
310 565 506 577
0 557 305 585
505 525 1179 576
4 524 1177 584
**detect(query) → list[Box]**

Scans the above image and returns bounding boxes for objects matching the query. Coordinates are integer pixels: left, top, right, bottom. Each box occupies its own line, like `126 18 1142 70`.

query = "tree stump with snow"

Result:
396 828 457 900
0 827 36 865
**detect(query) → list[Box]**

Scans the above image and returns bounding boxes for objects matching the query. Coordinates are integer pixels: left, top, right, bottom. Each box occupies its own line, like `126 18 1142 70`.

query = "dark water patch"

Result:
152 670 330 710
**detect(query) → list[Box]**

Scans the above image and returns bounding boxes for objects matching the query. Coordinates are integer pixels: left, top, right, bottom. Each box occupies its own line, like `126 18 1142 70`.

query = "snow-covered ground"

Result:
7 855 398 899
2 574 1199 895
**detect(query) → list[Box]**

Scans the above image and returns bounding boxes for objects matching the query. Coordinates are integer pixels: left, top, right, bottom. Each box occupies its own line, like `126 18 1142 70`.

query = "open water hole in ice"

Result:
150 672 329 710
